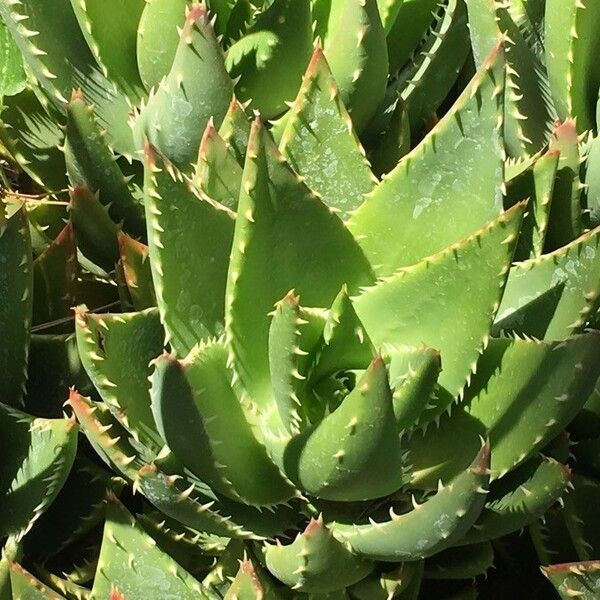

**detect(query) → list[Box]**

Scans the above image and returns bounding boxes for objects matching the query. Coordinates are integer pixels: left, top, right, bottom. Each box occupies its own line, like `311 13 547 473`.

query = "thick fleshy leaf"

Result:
135 5 233 168
0 0 136 154
545 0 600 132
314 0 388 132
354 204 524 416
466 0 554 156
117 233 155 311
263 516 373 593
279 48 376 219
144 147 234 356
9 564 66 600
407 334 600 488
225 119 373 408
0 88 67 191
494 226 600 341
543 561 600 600
69 186 119 273
75 306 164 453
424 542 494 580
225 0 313 119
194 119 243 210
136 0 188 91
285 356 404 501
68 390 291 540
459 455 570 545
0 403 78 540
330 442 490 561
349 41 506 275
65 91 145 238
91 500 206 600
150 344 295 505
32 223 77 330
0 204 32 407
0 19 25 97
68 0 146 99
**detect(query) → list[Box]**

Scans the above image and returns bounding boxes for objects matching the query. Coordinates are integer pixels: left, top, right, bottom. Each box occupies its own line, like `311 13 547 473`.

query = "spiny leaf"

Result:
494 226 600 341
263 516 373 593
91 499 207 600
545 0 600 132
8 563 66 600
136 0 188 91
459 455 570 545
218 97 251 166
407 334 600 488
135 4 233 168
278 47 376 219
75 306 164 453
314 0 388 132
329 442 490 561
543 561 600 600
0 403 78 540
150 344 295 505
116 233 155 311
423 542 494 580
285 355 405 501
225 0 313 119
65 91 145 238
354 203 524 416
32 223 77 331
68 0 146 99
349 41 506 275
0 18 25 97
194 119 243 211
225 119 373 409
69 186 120 273
0 88 67 190
0 204 32 407
144 146 234 356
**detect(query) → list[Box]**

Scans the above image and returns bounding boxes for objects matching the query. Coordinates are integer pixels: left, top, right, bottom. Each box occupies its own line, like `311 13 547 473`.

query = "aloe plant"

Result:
1 1 600 598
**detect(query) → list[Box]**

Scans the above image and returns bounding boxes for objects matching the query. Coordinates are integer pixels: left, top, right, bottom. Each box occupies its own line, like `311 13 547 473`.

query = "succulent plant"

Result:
1 0 600 598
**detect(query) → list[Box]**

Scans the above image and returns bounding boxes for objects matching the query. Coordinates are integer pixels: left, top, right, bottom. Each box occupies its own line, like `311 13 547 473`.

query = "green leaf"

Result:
329 442 490 561
263 516 373 593
494 226 600 341
407 334 600 487
545 0 600 132
68 0 146 99
394 0 470 134
194 119 243 211
0 18 25 97
0 403 78 540
0 88 67 190
459 455 570 545
314 0 388 132
349 41 506 275
225 119 373 409
424 542 494 579
91 500 207 600
144 147 234 356
279 48 377 219
31 224 77 334
116 233 156 311
135 5 233 168
150 344 295 505
0 203 32 407
9 564 66 600
218 97 251 166
68 390 281 539
225 557 284 600
136 0 188 91
65 91 145 238
285 355 405 501
466 0 554 156
69 186 120 273
543 561 600 600
75 306 164 453
354 204 524 415
384 0 437 74
0 0 136 155
225 0 313 119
